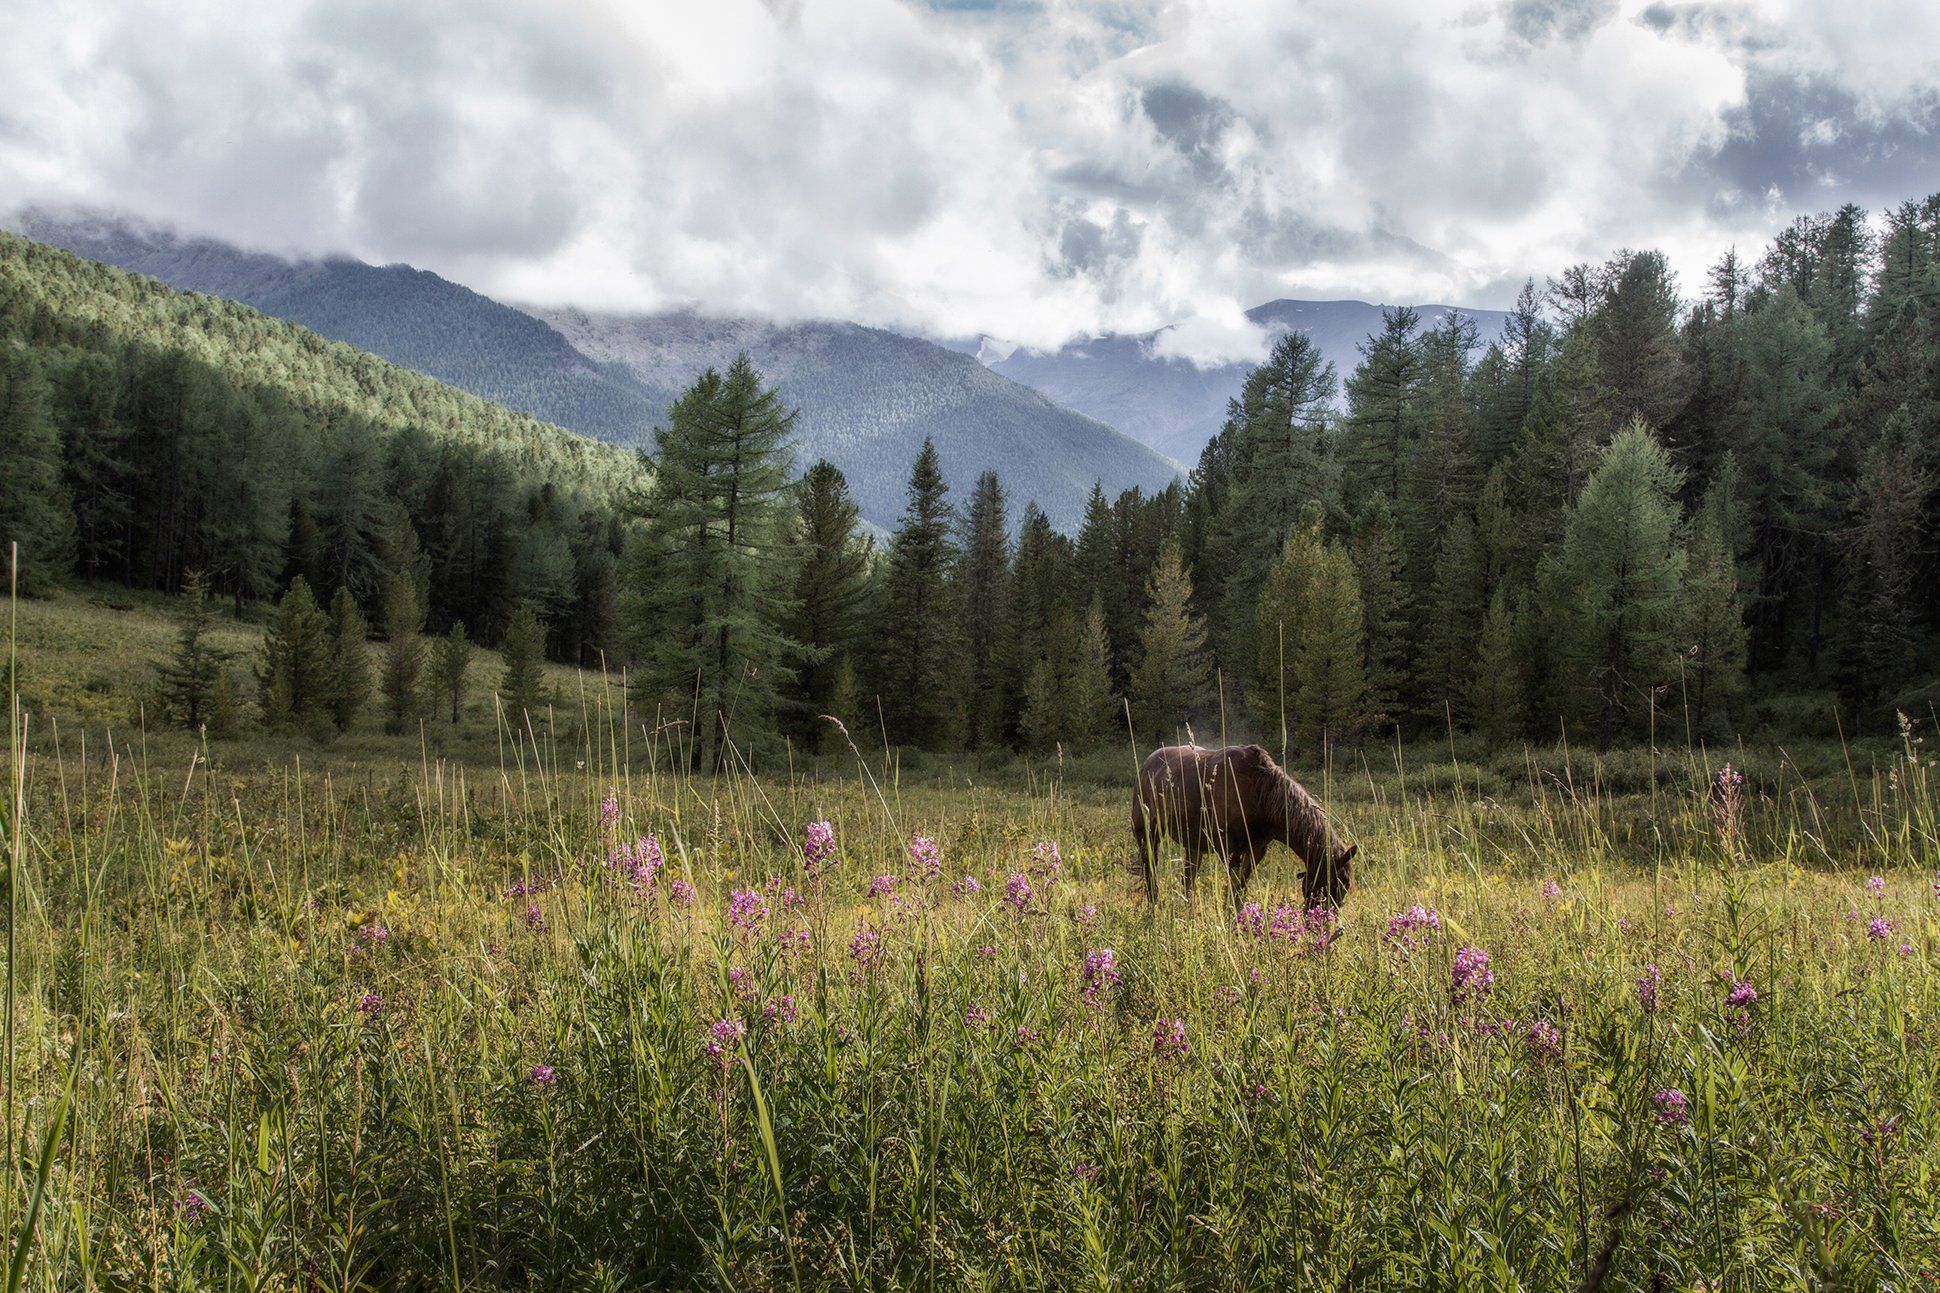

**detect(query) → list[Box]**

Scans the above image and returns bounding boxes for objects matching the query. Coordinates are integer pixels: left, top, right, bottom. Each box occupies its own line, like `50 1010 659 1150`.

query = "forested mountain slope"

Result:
0 231 637 658
532 306 1181 529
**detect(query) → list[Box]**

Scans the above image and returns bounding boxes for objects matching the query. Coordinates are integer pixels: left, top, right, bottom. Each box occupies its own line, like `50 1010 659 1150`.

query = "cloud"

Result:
2 0 1937 364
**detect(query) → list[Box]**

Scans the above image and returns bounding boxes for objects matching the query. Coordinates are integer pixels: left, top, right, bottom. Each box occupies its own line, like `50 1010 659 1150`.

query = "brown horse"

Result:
1132 743 1356 908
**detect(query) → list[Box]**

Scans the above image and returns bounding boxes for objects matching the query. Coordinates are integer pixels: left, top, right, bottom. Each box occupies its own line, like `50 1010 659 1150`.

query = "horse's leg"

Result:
1133 805 1159 904
1232 845 1260 900
1182 844 1203 897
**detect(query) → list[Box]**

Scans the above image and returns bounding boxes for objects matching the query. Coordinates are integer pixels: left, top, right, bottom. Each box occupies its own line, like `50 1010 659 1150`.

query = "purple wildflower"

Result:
1003 871 1032 915
599 792 619 833
725 887 769 934
1214 984 1243 1008
1081 947 1121 1009
1653 1087 1690 1125
1236 902 1267 938
668 877 697 908
1451 946 1495 1002
1029 840 1062 879
1384 904 1442 949
802 820 836 868
762 995 799 1025
866 874 899 900
964 1002 991 1028
356 923 389 948
1525 1019 1563 1061
528 1063 558 1088
952 874 983 898
728 964 755 1000
1717 764 1744 791
1541 879 1563 898
1725 980 1758 1010
175 1191 209 1223
1636 962 1662 1012
908 835 942 880
1069 1162 1103 1183
848 924 884 969
703 1016 746 1067
523 903 546 932
1866 874 1886 897
355 992 385 1019
1867 917 1896 941
1152 1017 1191 1061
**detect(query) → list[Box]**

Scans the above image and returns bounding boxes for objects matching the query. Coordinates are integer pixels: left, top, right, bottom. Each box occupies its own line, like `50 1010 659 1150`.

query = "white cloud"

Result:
2 0 1936 361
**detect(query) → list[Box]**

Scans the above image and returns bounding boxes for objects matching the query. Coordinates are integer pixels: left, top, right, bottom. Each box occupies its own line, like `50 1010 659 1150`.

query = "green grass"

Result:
4 586 1940 1288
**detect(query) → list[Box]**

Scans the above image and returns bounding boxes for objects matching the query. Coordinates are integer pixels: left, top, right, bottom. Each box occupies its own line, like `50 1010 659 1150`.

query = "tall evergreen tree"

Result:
324 586 371 733
872 438 963 748
1350 495 1409 730
1341 307 1423 504
781 460 873 745
1553 422 1689 747
432 621 471 723
1466 587 1525 746
1838 410 1931 715
499 605 548 725
0 343 75 592
1130 543 1213 744
380 572 426 734
957 471 1013 748
155 570 231 730
1681 483 1749 737
1290 541 1366 755
257 577 332 733
625 355 802 769
1251 508 1327 743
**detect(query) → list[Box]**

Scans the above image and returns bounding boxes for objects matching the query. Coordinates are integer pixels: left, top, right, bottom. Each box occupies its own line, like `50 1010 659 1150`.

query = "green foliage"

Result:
257 577 333 733
1289 539 1366 752
870 438 963 749
781 461 873 745
153 569 232 730
1130 543 1212 742
958 471 1013 749
432 621 472 724
380 574 426 734
1251 507 1326 739
499 606 548 725
325 587 371 733
0 342 75 593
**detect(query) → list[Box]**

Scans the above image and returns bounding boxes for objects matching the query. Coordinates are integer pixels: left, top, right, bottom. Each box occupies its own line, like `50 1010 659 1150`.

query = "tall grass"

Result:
1 623 1937 1287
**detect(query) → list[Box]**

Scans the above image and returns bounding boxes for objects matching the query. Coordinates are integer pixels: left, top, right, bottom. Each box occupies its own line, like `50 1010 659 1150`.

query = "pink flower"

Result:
762 995 798 1025
1384 905 1441 950
728 964 756 1000
964 1002 991 1028
1868 917 1897 941
848 925 884 969
522 903 546 932
527 1063 558 1087
952 875 983 898
703 1016 746 1067
1451 946 1495 1002
1081 947 1121 1009
356 923 389 948
668 877 697 908
1636 962 1662 1012
1003 872 1032 915
1725 981 1757 1010
1653 1087 1689 1125
1074 902 1098 924
1152 1017 1190 1061
1525 1019 1563 1061
598 792 619 833
1029 840 1063 879
802 820 836 867
908 835 942 880
1866 874 1886 897
1236 902 1267 938
866 874 899 900
355 992 385 1019
1541 879 1562 899
725 887 769 934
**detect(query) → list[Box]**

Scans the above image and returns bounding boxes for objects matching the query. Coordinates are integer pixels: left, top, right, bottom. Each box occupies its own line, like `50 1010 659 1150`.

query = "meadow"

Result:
3 595 1940 1290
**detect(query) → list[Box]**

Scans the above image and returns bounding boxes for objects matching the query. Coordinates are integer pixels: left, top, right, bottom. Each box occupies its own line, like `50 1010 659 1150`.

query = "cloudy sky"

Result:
3 0 1937 361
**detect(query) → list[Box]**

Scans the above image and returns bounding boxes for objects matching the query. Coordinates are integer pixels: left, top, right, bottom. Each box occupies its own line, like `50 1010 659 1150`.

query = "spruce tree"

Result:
782 461 873 743
1251 507 1326 742
0 343 76 592
156 570 232 730
380 573 426 734
432 621 471 723
324 587 371 732
1351 496 1409 731
1291 541 1366 755
500 605 548 725
258 577 332 732
1466 587 1525 746
872 438 963 748
1069 598 1117 751
1130 543 1213 743
1554 421 1689 747
957 470 1012 748
1681 485 1749 736
625 355 802 768
1838 410 1930 715
1342 307 1424 505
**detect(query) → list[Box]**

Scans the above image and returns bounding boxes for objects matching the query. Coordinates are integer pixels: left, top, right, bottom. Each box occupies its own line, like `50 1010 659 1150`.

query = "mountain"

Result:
10 209 662 446
989 298 1516 464
12 210 1180 531
529 306 1180 530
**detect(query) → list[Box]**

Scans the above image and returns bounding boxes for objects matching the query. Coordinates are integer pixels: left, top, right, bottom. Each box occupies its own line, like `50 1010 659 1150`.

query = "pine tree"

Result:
1251 507 1326 742
782 461 873 743
1290 541 1366 755
432 621 471 723
324 587 371 732
1590 250 1684 432
957 470 1013 748
1341 307 1424 504
1838 410 1931 715
1681 484 1749 736
380 572 426 734
1467 587 1525 746
1554 421 1689 747
1418 513 1485 725
824 655 862 752
1069 598 1117 751
1350 495 1409 730
625 355 802 768
872 438 963 748
1130 543 1212 743
997 505 1073 747
499 605 548 725
257 577 332 732
0 343 76 592
155 570 231 729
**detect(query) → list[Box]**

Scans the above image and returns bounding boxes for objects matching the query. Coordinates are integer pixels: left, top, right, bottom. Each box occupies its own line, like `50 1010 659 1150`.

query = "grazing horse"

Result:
1132 743 1356 908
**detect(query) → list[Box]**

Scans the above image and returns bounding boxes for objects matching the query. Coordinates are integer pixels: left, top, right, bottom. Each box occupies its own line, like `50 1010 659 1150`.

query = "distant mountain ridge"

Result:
10 209 1180 530
989 298 1516 463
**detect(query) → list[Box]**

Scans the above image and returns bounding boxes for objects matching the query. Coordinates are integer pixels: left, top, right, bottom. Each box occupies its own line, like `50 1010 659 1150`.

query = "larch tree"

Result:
782 460 873 748
1290 540 1367 756
499 604 548 726
957 470 1013 749
432 621 471 723
156 570 231 730
324 587 371 733
871 438 963 748
0 343 75 592
257 577 332 733
1130 543 1213 744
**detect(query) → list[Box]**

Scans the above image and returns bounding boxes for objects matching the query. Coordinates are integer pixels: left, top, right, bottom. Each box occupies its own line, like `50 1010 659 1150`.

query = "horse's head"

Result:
1305 841 1356 909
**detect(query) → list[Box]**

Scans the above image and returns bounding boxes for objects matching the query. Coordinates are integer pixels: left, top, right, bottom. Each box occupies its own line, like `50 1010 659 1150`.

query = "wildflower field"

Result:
2 720 1938 1291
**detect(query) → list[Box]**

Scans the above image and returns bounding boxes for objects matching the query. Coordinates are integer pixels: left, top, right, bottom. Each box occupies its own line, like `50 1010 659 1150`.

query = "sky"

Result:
2 0 1937 364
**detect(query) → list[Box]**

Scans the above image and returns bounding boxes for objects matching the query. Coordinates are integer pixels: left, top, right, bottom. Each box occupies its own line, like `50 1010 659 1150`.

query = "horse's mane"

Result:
1233 745 1340 867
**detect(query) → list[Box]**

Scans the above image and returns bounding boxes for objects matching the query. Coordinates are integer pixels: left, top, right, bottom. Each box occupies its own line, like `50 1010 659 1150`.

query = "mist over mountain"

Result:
989 299 1514 464
11 210 1179 530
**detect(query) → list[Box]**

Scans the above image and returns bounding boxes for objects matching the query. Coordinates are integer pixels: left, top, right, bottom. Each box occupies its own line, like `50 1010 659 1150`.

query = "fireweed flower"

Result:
1236 902 1267 938
964 1002 992 1028
176 1191 210 1223
522 903 546 932
848 925 884 969
1725 981 1758 1010
630 836 664 889
1081 947 1121 1009
703 1016 746 1067
762 995 798 1025
1069 1163 1103 1183
1214 984 1243 1008
1525 1019 1563 1061
598 792 619 833
778 927 813 958
952 875 983 898
1636 962 1663 1012
1385 905 1442 949
357 923 389 948
728 965 755 999
908 835 942 881
668 878 697 908
1451 946 1495 1002
1152 1017 1191 1061
1004 872 1032 915
802 820 836 868
725 887 769 934
528 1063 558 1088
1866 874 1886 897
1073 902 1098 924
1269 904 1303 942
355 992 385 1019
1868 917 1897 941
866 874 900 900
1541 879 1563 898
1654 1088 1690 1125
1029 840 1063 879
1301 906 1340 952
